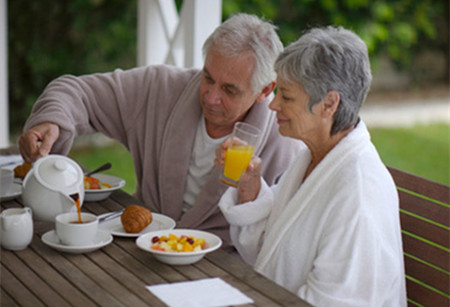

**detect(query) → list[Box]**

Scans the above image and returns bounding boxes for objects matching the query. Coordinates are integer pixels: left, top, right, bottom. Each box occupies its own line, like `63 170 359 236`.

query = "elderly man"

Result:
18 13 302 248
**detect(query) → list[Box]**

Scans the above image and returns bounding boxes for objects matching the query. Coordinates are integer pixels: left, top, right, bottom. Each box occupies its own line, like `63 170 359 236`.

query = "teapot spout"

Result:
61 192 83 213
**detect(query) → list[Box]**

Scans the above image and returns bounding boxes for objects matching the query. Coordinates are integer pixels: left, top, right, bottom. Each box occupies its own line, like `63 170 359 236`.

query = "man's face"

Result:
200 50 262 136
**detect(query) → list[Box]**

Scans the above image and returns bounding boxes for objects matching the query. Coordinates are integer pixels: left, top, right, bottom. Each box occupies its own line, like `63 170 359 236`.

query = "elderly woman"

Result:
216 26 407 306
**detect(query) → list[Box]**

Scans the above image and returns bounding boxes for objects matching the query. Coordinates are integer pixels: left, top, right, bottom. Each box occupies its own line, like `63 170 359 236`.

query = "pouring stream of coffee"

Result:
70 194 82 223
84 162 112 177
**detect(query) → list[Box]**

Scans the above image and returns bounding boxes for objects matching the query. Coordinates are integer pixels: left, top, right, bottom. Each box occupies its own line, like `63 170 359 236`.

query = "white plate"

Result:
0 182 22 201
136 229 222 265
41 230 113 254
84 174 126 202
99 212 176 237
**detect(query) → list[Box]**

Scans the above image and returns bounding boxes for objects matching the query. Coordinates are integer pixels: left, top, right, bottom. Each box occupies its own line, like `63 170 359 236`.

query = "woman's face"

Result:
269 77 323 141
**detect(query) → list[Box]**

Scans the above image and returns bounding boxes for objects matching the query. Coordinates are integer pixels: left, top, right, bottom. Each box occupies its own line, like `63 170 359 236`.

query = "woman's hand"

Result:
238 156 262 203
215 137 262 203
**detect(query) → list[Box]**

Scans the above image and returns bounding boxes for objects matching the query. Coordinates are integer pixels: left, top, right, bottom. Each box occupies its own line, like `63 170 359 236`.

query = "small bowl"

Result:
84 174 126 202
136 229 222 265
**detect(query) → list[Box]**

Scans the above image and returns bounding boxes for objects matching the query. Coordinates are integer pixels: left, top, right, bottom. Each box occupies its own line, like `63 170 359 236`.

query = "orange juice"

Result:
223 145 255 182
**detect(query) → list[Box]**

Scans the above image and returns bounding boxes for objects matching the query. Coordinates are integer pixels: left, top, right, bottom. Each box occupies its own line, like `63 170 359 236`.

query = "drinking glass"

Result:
219 122 260 187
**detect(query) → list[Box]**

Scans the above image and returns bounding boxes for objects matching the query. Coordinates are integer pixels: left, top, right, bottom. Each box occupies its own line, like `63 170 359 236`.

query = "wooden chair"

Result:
388 167 450 306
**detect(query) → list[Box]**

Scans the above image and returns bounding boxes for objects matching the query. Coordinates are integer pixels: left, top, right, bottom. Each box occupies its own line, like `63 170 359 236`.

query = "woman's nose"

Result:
269 96 279 111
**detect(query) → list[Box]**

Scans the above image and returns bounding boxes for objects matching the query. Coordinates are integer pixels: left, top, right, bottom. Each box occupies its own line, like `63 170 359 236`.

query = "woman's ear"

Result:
255 81 276 103
321 90 340 118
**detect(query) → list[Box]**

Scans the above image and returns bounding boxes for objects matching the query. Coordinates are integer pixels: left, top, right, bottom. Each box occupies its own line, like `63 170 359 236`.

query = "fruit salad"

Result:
84 176 112 190
151 234 208 252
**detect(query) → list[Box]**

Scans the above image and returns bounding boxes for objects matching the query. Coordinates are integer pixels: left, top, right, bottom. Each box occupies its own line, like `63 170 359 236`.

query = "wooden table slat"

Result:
206 250 313 307
194 256 284 306
29 237 125 307
11 242 96 307
1 263 46 307
1 250 70 307
1 287 21 307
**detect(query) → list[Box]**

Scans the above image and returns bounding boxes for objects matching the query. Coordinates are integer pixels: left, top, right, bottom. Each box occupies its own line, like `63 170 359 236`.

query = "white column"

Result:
0 0 8 148
137 0 179 67
137 0 222 69
181 0 222 68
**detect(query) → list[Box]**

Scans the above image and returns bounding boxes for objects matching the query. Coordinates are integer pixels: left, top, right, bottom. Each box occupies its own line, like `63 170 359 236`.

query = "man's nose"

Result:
205 85 221 105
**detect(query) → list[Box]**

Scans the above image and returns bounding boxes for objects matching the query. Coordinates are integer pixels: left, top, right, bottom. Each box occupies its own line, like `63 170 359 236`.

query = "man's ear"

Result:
321 90 340 118
255 81 276 103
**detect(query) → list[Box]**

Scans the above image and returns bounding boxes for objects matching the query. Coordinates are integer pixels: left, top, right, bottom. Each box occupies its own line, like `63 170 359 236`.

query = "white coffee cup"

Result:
1 168 14 195
55 212 98 246
0 207 33 251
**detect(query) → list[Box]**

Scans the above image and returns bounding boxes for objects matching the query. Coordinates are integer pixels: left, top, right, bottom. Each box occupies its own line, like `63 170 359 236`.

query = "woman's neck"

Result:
303 127 354 181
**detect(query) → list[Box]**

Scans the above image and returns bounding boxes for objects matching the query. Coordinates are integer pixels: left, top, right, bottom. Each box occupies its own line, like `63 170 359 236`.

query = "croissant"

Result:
121 205 153 233
14 162 32 179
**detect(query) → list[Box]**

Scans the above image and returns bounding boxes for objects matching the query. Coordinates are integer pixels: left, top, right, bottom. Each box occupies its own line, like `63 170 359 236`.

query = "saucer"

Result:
0 182 22 201
41 230 113 254
99 212 176 237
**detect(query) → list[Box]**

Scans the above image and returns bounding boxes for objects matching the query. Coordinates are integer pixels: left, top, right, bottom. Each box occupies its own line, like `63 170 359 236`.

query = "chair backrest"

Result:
388 167 450 306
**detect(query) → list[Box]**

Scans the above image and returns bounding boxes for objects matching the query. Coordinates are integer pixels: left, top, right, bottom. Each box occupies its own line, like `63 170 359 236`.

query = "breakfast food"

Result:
151 233 208 252
120 205 153 233
14 162 32 179
84 176 112 190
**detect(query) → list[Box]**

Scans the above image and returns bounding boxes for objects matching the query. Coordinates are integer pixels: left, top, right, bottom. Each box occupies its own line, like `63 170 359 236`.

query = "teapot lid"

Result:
34 155 83 193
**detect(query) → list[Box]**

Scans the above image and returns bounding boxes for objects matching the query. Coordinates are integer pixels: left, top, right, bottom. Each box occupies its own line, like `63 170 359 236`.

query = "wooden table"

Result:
1 178 311 306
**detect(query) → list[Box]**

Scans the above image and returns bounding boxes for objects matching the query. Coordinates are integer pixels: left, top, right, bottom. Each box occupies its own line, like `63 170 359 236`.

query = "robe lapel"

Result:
177 167 228 228
256 122 370 271
159 73 202 220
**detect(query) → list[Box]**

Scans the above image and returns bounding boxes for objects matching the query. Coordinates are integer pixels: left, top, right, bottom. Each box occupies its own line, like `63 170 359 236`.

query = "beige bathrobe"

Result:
24 65 303 247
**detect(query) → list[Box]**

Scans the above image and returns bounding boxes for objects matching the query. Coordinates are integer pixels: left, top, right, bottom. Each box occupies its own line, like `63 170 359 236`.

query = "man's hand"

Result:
19 123 60 163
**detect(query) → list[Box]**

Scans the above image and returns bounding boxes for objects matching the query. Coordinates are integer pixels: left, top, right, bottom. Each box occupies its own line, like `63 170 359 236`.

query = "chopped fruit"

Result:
150 234 208 252
84 176 113 190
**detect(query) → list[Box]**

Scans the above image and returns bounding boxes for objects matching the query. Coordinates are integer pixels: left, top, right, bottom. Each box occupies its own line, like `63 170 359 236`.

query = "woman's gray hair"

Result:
274 26 372 135
203 13 283 94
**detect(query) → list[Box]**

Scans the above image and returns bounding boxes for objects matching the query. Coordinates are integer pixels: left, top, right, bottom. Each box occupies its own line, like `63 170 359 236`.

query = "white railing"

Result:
0 0 222 148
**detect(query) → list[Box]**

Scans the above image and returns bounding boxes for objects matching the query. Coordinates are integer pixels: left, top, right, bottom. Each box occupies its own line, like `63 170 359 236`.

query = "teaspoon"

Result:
84 162 112 177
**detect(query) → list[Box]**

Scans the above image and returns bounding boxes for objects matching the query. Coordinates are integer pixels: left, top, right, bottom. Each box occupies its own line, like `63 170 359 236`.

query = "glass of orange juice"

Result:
219 122 260 187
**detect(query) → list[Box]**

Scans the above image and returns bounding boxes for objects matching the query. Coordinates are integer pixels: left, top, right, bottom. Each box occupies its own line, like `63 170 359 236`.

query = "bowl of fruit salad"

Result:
84 174 126 202
136 229 222 265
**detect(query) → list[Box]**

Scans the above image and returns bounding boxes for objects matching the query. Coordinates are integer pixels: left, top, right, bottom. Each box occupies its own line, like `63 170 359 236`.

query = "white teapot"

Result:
0 207 33 250
22 155 85 222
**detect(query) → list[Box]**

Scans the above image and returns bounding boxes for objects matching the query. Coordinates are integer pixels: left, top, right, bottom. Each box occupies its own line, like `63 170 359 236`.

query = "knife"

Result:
99 209 124 223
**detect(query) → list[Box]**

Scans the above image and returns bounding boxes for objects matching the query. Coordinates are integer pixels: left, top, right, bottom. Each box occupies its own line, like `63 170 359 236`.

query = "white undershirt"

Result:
182 116 228 212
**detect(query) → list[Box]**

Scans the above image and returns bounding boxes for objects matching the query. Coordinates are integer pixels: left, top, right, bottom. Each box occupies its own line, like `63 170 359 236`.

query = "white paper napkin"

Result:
146 277 254 307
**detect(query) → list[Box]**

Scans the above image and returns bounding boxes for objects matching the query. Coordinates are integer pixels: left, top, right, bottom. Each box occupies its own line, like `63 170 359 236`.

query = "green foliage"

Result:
8 0 137 135
8 0 448 137
223 0 446 69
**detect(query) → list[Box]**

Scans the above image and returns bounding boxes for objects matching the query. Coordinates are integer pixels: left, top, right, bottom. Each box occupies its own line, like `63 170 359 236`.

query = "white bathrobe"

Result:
219 121 407 306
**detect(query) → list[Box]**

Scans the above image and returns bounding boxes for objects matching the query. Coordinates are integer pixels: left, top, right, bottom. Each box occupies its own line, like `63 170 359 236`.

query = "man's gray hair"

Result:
274 26 372 135
203 13 283 94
